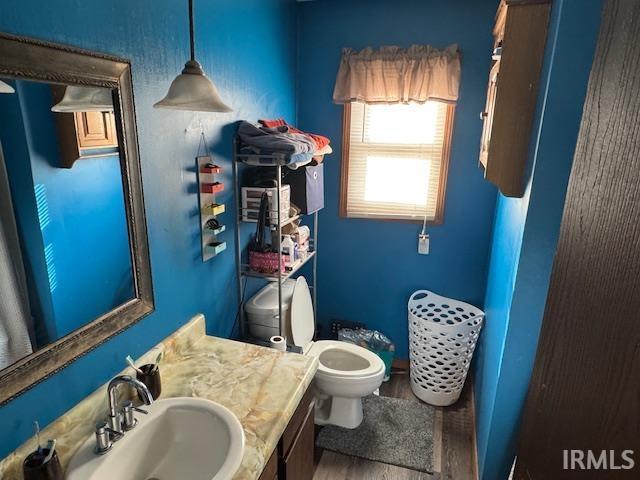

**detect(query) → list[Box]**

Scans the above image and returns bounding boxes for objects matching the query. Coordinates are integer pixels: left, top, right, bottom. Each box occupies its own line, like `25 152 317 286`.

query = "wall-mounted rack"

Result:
196 154 226 261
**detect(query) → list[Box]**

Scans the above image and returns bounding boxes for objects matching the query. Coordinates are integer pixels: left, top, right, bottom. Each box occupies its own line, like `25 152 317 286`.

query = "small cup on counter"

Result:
23 448 62 480
136 364 161 401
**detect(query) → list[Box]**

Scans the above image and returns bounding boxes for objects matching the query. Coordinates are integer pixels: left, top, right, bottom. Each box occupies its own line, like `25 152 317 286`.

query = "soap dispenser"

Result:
23 422 62 480
281 234 295 268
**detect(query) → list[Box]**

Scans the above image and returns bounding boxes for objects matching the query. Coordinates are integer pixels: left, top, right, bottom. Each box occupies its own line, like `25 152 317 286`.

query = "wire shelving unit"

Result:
232 137 318 347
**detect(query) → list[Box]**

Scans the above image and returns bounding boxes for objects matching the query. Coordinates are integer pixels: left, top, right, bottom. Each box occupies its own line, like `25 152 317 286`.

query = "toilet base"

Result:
314 395 364 429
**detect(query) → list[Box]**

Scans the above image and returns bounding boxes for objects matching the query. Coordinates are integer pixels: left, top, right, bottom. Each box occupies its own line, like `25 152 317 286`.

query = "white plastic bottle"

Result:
281 235 295 268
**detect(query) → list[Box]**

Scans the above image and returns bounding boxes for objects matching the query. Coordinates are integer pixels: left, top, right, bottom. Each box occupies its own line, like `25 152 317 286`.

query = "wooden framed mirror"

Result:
0 32 154 404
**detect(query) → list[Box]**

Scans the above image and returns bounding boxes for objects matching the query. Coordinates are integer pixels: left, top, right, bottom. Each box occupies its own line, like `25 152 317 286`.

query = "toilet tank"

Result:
245 279 296 341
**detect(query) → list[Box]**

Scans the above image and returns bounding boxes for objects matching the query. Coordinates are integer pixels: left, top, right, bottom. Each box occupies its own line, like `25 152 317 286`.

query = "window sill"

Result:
339 212 443 225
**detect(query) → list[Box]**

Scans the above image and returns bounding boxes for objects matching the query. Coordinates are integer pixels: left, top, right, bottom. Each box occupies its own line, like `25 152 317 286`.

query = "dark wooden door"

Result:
515 0 640 478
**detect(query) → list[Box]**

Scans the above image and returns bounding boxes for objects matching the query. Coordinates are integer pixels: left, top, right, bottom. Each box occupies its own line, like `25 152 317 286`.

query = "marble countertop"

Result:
0 315 318 480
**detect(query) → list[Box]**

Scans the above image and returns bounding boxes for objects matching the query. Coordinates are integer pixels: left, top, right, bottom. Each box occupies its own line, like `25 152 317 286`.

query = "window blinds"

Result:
345 101 448 220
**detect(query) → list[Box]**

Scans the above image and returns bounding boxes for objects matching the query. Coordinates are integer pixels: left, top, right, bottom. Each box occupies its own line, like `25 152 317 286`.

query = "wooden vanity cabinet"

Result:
479 0 551 197
258 386 315 480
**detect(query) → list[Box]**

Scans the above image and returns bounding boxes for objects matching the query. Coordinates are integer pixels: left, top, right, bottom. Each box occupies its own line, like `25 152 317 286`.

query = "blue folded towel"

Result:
237 121 317 156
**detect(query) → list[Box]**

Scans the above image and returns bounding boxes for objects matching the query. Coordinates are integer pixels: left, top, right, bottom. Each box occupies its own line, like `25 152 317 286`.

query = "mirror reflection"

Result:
0 78 135 371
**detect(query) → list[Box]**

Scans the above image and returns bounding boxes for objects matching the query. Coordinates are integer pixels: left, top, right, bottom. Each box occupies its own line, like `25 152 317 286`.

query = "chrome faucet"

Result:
95 375 154 454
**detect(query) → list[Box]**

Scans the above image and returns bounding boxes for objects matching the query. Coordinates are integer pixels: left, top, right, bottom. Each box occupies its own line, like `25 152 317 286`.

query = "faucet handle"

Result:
107 410 124 438
122 400 148 430
94 421 117 455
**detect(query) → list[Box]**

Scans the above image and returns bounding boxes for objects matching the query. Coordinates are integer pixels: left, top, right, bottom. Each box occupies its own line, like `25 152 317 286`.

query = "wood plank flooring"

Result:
313 372 477 480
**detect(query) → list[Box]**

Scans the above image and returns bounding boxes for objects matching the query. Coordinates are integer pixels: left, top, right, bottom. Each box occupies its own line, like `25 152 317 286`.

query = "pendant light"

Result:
51 86 114 112
154 0 232 112
0 80 15 94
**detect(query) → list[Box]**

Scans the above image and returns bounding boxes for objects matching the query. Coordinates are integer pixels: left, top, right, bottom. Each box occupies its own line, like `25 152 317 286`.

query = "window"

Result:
340 101 454 223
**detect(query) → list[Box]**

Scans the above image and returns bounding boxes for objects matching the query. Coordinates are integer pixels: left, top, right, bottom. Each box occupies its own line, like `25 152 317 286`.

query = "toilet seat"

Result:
307 340 385 379
308 339 386 428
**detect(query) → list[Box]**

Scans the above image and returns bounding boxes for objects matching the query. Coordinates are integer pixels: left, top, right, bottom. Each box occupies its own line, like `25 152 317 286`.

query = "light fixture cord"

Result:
189 0 195 61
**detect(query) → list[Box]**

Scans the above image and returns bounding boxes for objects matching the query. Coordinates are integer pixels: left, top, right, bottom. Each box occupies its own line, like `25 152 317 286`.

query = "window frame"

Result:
339 102 455 224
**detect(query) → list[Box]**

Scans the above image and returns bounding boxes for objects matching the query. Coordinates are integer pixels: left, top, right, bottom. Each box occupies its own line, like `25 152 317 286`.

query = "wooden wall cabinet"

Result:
258 386 316 480
479 0 551 197
51 85 119 168
74 110 118 148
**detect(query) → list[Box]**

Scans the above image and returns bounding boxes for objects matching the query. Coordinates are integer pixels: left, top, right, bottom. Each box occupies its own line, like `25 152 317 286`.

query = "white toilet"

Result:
245 276 385 429
308 340 385 428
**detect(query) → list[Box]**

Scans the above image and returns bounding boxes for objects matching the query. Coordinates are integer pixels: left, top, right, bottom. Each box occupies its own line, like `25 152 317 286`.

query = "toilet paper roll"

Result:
269 336 287 352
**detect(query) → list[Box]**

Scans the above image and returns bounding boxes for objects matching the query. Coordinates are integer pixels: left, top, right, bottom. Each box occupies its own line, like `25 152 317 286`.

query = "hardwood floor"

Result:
313 372 477 480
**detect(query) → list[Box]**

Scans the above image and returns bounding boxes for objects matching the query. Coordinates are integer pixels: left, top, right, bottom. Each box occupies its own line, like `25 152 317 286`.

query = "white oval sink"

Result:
67 397 245 480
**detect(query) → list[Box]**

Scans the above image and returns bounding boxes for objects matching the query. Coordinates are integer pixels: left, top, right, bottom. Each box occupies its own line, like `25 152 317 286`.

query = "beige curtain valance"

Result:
333 44 461 105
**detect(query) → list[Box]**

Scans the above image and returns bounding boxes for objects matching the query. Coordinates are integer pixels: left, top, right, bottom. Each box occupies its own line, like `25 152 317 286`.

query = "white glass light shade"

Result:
0 80 15 94
51 86 114 112
153 60 232 112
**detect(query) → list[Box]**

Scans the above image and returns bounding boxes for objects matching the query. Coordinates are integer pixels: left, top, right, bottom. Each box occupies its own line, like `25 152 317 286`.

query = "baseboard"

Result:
470 377 479 480
392 358 410 372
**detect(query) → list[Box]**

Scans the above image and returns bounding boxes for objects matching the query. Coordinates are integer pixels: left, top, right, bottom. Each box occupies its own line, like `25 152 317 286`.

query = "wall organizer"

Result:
195 132 226 261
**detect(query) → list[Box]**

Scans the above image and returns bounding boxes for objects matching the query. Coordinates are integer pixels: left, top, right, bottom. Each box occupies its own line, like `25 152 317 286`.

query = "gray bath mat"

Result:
316 395 436 473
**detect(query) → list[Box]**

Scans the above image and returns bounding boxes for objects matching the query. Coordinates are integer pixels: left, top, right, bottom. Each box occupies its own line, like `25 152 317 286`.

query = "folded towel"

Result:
258 118 330 150
238 121 317 155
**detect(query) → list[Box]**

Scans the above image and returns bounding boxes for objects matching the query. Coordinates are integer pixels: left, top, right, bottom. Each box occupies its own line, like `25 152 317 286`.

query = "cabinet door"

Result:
282 387 315 456
258 448 278 480
481 0 551 197
479 61 500 169
282 399 315 480
75 111 118 148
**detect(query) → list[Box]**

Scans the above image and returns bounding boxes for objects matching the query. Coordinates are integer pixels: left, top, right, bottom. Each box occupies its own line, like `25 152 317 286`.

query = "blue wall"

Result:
0 0 297 459
297 0 498 359
473 1 604 478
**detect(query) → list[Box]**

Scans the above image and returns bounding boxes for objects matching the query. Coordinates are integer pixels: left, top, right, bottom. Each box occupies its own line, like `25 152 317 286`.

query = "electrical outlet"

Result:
330 319 366 338
418 233 430 255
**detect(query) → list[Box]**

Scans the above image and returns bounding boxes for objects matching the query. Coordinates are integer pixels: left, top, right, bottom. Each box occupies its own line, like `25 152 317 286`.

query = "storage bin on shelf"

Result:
248 251 286 275
285 163 325 214
241 185 290 223
408 290 485 406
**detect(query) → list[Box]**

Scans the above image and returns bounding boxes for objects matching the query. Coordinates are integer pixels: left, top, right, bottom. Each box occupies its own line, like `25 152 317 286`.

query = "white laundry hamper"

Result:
408 290 485 406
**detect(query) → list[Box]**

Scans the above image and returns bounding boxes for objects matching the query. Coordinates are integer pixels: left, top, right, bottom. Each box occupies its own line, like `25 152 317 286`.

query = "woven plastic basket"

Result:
408 290 484 406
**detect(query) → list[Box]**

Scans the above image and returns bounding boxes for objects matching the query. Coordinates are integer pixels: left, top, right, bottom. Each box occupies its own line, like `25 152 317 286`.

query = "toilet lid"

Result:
290 276 314 347
244 279 295 316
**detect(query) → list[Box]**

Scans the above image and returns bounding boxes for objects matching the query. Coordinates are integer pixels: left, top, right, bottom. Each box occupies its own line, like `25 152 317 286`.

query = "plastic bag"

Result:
338 328 395 381
338 328 394 351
